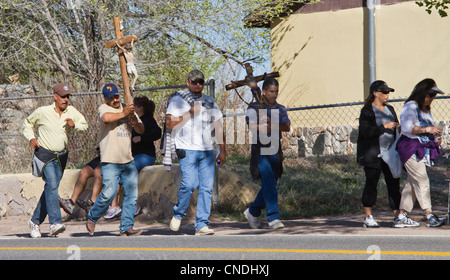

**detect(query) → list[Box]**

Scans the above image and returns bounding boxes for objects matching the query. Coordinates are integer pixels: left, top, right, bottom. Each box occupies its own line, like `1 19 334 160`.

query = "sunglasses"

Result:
58 94 71 99
190 79 205 85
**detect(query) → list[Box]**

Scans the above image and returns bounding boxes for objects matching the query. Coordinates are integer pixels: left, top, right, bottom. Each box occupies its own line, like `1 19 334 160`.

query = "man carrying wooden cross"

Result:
226 65 290 230
86 83 145 236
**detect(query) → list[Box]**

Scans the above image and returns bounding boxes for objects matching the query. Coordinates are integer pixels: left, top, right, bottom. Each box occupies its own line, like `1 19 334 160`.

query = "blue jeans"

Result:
31 160 63 225
133 153 156 172
173 150 215 232
249 154 280 222
88 161 138 234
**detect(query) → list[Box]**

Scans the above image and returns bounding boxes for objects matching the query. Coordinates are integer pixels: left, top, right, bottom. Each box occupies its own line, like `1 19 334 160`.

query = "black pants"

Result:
362 160 401 210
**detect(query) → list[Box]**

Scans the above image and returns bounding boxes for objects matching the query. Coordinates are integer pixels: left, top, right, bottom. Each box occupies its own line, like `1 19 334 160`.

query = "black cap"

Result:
370 80 395 94
429 86 445 95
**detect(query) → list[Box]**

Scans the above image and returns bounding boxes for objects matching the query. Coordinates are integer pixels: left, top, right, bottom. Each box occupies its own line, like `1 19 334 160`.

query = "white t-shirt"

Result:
399 100 436 165
400 101 435 140
166 94 222 151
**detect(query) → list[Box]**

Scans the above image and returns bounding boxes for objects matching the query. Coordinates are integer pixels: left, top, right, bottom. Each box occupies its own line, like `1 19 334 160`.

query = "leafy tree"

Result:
416 0 450 17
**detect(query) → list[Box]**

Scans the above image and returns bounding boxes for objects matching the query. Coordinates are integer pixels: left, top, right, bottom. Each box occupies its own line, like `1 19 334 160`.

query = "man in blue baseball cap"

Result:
86 83 145 236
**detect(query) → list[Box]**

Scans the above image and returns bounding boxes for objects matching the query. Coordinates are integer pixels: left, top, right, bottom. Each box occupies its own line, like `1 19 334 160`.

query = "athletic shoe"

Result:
49 224 66 236
28 219 41 238
268 219 285 230
393 214 420 228
104 206 122 219
195 226 215 235
76 198 94 213
170 216 181 231
135 204 141 216
363 215 380 228
243 208 261 229
426 214 444 227
59 197 75 215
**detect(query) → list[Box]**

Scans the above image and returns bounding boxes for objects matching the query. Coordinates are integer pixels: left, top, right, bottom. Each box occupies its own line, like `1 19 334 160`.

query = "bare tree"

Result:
0 0 295 94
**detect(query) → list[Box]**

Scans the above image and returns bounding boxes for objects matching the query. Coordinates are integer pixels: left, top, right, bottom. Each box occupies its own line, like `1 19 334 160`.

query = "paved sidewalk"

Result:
1 207 450 238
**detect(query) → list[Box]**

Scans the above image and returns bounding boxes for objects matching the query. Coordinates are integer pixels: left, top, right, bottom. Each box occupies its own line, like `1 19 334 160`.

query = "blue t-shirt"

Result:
245 102 290 140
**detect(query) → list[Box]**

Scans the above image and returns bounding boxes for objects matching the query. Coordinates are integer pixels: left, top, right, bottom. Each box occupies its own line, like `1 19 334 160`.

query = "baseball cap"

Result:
53 83 71 97
429 85 445 95
370 80 395 94
102 83 120 99
187 70 204 82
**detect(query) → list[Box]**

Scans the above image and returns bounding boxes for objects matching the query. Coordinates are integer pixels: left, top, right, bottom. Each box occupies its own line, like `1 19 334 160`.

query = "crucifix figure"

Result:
116 39 138 91
225 63 279 108
225 63 281 147
104 17 138 105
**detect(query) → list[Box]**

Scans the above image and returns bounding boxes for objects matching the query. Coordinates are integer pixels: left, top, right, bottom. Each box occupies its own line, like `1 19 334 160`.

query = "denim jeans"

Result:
31 160 63 225
133 153 156 172
249 154 280 222
173 149 215 232
88 161 138 234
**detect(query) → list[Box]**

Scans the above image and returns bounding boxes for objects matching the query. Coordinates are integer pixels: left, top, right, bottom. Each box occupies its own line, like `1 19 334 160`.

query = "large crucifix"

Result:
104 17 138 105
225 63 279 108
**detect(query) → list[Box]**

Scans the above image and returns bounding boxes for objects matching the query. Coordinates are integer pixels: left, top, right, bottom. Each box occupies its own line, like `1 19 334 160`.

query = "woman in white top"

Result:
394 78 445 228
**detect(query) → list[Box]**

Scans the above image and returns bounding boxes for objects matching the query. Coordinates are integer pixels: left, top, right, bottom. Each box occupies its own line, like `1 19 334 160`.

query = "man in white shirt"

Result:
86 83 144 236
165 70 226 235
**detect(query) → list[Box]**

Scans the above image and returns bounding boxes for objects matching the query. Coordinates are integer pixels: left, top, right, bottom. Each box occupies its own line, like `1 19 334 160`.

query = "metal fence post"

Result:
209 79 220 206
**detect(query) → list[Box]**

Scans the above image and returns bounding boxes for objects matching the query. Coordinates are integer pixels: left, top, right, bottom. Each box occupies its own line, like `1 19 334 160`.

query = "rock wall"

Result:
0 164 259 220
0 85 40 173
283 122 450 157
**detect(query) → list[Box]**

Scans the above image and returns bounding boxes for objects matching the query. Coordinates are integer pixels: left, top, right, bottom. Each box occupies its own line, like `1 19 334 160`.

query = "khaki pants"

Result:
399 157 432 212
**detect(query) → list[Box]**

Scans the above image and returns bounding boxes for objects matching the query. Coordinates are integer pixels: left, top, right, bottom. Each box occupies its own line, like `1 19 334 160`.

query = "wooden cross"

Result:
225 63 279 107
104 17 138 105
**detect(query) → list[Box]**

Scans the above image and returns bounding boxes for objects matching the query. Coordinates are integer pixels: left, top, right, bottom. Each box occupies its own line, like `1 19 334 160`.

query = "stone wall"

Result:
0 85 40 173
282 122 450 158
0 164 259 219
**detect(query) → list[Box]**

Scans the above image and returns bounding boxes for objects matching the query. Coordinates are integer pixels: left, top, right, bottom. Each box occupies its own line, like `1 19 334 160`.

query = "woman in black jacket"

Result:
132 96 162 171
356 80 401 228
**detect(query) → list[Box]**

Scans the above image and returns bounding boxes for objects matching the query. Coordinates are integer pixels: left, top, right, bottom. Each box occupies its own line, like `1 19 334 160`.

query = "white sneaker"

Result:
363 215 380 228
49 224 66 236
243 208 261 229
170 216 181 231
393 214 421 228
28 219 41 238
268 219 285 230
135 204 141 216
195 226 215 235
104 206 122 219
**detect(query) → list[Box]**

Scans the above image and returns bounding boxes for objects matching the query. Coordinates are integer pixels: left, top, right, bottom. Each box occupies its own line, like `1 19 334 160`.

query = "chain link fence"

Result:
0 82 219 174
2 83 450 174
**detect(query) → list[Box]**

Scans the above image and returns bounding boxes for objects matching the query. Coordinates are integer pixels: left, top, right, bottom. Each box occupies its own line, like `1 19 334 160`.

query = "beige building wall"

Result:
271 1 450 127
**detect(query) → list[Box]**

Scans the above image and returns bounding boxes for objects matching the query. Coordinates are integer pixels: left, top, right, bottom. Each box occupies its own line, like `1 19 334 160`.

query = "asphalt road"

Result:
2 234 450 261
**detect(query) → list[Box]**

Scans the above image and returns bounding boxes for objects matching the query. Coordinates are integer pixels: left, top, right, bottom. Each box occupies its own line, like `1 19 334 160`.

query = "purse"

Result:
381 128 403 178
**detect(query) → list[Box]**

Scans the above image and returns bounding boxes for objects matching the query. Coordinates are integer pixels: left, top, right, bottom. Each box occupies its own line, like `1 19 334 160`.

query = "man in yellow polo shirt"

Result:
23 83 88 238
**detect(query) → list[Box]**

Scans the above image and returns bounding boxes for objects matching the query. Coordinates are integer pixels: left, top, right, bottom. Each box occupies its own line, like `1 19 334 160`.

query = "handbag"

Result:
381 128 403 178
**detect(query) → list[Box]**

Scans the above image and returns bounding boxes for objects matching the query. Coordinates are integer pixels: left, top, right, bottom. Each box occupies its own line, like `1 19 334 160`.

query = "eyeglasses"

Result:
190 79 205 85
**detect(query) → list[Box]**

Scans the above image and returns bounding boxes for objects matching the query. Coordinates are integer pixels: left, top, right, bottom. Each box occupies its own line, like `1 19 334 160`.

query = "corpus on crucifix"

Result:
104 17 139 105
225 63 281 151
225 62 279 109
